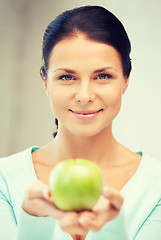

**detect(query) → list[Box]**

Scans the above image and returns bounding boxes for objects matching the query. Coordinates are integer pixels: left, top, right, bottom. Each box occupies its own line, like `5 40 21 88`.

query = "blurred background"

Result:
0 0 161 160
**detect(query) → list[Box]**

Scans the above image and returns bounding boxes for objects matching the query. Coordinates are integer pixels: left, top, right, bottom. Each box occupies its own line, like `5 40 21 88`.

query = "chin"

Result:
69 126 106 138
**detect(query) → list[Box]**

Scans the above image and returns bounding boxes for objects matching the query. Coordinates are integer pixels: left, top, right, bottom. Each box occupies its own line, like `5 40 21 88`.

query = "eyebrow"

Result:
53 68 76 74
53 67 118 74
93 67 118 73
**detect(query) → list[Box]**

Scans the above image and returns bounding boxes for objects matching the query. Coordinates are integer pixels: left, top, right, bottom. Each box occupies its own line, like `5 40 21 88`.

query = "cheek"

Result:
102 85 122 109
49 88 70 115
50 94 63 110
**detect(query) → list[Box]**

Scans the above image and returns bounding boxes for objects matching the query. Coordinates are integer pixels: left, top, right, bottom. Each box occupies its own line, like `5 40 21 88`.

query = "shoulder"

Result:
0 147 37 213
122 152 161 209
130 152 161 195
122 152 161 238
0 147 34 175
0 146 36 196
140 152 161 181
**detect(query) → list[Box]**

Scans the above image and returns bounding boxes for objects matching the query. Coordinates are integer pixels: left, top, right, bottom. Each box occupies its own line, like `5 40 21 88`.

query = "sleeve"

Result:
16 209 55 240
0 167 18 240
134 199 161 240
0 195 55 240
0 171 55 240
86 207 129 240
87 199 161 240
0 189 17 239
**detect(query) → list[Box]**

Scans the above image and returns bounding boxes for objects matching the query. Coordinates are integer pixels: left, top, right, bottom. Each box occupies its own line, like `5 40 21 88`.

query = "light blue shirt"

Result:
0 147 161 239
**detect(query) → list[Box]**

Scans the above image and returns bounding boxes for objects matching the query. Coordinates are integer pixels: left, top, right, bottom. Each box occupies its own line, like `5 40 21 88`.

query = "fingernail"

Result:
78 218 86 226
104 186 112 198
42 188 49 199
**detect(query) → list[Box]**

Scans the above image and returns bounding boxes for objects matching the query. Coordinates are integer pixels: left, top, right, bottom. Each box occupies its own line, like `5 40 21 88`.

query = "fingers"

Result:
23 181 123 235
25 181 50 199
24 181 89 235
22 181 64 219
103 186 124 210
22 197 54 217
59 213 88 235
78 211 100 232
77 187 124 232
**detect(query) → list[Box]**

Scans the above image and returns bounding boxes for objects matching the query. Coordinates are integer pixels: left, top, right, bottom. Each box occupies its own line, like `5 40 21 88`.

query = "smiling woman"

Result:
1 5 161 240
40 5 131 139
43 37 128 138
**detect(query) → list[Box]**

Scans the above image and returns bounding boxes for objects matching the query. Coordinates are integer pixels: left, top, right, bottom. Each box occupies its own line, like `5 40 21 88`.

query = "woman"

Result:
1 5 161 240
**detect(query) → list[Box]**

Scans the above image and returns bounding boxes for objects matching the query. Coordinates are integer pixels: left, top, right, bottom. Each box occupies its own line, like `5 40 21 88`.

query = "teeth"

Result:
70 109 102 115
81 113 95 115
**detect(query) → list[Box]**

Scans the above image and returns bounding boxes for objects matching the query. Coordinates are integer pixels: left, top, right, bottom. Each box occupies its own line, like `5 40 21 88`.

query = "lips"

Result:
69 109 103 120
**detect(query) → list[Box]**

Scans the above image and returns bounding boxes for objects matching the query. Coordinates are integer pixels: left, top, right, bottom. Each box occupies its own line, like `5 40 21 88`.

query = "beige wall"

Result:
1 0 161 160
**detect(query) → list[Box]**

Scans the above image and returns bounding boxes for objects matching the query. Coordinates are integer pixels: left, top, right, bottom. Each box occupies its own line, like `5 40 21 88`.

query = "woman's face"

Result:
44 36 129 137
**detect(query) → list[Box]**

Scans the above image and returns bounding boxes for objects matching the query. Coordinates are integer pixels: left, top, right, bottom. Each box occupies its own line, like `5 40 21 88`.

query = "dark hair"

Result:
40 5 131 79
40 5 132 136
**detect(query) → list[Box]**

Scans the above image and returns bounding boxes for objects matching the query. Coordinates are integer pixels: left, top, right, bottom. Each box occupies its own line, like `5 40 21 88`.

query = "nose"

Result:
75 81 95 104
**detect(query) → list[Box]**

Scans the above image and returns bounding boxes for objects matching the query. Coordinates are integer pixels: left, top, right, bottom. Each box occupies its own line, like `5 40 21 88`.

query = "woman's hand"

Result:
22 181 123 235
77 186 124 232
22 181 88 235
60 186 124 234
22 181 63 218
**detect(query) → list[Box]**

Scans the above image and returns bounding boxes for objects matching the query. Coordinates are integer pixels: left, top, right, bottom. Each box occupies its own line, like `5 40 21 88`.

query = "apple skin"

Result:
49 158 103 211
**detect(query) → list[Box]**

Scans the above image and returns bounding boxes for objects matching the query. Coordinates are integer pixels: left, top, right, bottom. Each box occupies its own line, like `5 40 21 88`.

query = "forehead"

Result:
48 36 123 72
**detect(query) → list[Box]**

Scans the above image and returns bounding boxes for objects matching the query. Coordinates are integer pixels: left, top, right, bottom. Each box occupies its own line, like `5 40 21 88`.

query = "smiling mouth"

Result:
69 109 103 120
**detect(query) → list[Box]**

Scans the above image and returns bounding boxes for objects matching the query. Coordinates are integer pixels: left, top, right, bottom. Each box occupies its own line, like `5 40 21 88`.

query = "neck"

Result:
52 124 121 166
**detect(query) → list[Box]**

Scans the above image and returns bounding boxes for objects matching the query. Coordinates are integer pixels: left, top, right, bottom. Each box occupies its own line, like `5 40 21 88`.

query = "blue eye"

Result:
96 73 112 80
58 75 75 81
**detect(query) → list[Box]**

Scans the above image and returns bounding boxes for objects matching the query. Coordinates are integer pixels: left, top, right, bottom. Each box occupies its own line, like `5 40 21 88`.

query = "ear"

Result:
43 81 50 97
122 77 130 95
40 66 47 81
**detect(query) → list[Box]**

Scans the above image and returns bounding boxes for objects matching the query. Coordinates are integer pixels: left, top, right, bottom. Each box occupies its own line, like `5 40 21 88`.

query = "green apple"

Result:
49 158 103 211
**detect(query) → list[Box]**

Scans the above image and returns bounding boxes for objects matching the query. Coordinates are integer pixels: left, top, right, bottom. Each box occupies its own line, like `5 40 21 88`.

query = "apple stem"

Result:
76 235 81 240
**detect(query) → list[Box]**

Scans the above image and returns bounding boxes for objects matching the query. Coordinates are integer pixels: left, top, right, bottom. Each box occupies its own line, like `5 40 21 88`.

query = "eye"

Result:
95 73 112 80
58 74 76 81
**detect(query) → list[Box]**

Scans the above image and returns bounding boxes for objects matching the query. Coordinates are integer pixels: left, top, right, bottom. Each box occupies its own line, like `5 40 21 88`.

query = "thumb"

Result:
103 186 124 211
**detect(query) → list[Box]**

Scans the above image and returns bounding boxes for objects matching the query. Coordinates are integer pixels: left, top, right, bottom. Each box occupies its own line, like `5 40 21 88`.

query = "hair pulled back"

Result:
40 5 132 80
40 6 132 137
